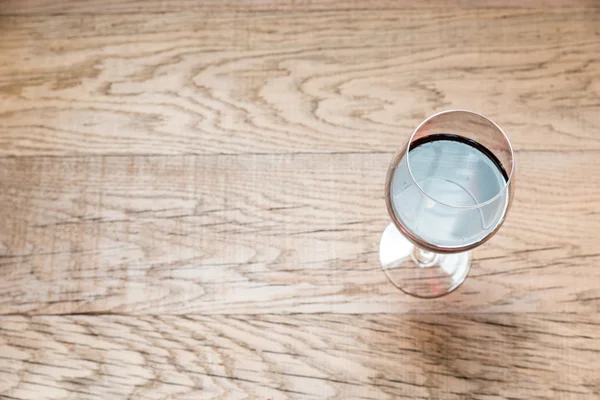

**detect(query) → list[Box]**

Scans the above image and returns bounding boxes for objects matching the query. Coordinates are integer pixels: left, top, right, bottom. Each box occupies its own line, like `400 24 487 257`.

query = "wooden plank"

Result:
1 152 598 315
0 313 598 399
0 9 598 156
0 0 597 15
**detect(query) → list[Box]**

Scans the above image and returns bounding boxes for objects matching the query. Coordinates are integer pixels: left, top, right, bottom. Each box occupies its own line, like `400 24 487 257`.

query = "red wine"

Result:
390 134 509 249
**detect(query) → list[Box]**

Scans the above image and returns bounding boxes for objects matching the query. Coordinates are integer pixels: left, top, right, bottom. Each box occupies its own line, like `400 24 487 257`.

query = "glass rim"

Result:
402 109 515 210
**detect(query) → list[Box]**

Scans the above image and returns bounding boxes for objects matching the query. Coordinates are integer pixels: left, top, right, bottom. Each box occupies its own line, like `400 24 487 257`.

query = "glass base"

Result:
379 223 471 298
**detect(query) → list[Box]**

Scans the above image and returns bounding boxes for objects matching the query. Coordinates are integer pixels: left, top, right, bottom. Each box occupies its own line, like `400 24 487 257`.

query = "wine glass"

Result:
379 110 515 298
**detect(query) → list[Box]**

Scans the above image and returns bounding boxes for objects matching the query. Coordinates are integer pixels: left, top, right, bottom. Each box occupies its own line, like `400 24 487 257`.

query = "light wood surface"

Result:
1 152 600 315
0 9 598 156
0 2 599 399
1 314 599 399
1 0 597 15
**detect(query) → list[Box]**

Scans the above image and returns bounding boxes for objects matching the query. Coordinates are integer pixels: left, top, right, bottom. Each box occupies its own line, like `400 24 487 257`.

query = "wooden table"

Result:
0 1 599 399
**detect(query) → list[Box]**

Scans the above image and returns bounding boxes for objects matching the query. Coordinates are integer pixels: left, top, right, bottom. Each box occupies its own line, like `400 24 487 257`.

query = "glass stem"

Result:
412 246 438 267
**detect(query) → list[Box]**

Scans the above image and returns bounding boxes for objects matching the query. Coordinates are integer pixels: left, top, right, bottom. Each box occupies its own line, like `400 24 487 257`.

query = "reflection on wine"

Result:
390 134 509 249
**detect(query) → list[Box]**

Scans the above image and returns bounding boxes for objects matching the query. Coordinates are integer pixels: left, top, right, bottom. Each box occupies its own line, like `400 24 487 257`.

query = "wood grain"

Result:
1 151 599 315
0 9 598 156
1 0 598 15
1 6 599 399
1 313 599 399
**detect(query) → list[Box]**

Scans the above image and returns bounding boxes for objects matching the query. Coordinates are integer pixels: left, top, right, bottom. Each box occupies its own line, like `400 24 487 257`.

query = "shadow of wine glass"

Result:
400 313 528 399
